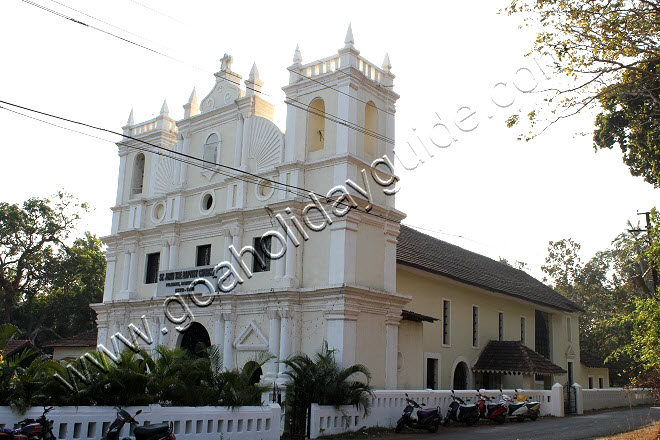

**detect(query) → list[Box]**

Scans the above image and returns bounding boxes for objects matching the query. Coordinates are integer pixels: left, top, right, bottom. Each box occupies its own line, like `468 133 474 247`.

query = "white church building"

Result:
93 26 606 392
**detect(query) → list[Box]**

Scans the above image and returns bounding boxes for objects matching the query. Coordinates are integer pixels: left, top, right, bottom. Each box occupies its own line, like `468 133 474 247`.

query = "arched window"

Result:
131 153 145 195
203 133 219 164
306 98 325 153
364 101 378 156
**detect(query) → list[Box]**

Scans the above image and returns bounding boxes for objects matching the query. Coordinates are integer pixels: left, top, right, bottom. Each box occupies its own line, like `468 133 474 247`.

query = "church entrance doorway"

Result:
179 322 211 357
453 362 469 390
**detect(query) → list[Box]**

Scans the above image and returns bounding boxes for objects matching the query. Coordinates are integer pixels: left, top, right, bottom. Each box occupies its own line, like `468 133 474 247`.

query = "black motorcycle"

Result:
394 393 441 433
443 391 480 426
14 407 56 440
102 407 174 440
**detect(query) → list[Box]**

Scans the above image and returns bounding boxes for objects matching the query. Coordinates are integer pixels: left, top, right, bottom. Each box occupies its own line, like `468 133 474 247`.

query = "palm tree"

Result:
281 343 373 436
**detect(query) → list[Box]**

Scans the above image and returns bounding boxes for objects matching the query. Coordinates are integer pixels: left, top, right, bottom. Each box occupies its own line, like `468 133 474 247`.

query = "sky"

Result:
1 0 657 281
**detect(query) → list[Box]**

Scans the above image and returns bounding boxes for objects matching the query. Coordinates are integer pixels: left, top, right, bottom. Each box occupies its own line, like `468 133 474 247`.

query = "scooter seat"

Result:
133 423 169 437
461 403 477 408
417 409 437 417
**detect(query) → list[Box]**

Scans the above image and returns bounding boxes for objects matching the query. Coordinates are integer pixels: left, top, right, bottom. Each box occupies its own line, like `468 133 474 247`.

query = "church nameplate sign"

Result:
156 265 217 297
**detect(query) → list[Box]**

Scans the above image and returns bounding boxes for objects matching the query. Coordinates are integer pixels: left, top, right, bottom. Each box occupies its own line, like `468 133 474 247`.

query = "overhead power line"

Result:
0 100 402 224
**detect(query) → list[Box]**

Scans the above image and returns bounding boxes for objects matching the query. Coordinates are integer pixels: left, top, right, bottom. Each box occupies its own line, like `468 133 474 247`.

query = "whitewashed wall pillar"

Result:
160 240 170 272
325 310 358 368
383 225 398 293
234 115 244 168
168 237 179 270
214 315 225 349
103 252 116 303
328 220 358 285
573 383 584 415
126 243 138 298
385 313 401 389
115 154 127 205
277 310 293 381
551 382 565 417
179 131 191 187
222 311 236 370
265 309 281 381
284 235 298 286
120 249 130 297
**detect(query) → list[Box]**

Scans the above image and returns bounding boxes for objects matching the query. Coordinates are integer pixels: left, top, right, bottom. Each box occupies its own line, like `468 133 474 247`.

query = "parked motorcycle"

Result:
394 393 442 433
0 407 56 440
474 391 507 424
102 407 174 440
513 390 540 421
443 391 480 426
500 390 528 422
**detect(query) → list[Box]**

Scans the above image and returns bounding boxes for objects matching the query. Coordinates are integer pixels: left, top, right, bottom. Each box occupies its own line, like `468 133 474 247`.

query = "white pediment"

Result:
233 320 268 351
200 77 242 113
565 344 576 358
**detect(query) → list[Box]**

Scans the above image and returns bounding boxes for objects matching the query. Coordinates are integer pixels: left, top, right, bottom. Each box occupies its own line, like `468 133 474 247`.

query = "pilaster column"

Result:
385 313 402 389
265 309 281 381
115 154 127 205
277 310 293 381
325 309 358 368
179 131 191 186
222 310 236 370
383 225 399 293
160 239 170 272
127 243 138 297
168 237 179 270
328 219 358 285
234 114 244 168
103 253 117 302
121 249 130 295
214 314 225 349
96 322 109 348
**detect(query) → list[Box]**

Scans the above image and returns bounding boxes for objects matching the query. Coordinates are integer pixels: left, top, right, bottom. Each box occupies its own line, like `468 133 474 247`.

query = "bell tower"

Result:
282 24 399 210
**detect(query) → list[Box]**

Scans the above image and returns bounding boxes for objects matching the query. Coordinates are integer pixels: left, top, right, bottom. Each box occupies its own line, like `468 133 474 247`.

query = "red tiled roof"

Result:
401 309 438 323
473 340 567 376
43 329 97 348
580 349 606 368
397 226 581 313
3 339 33 357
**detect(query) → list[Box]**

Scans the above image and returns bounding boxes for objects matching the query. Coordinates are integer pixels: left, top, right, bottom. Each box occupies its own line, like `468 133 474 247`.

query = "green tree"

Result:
505 0 660 186
0 193 105 344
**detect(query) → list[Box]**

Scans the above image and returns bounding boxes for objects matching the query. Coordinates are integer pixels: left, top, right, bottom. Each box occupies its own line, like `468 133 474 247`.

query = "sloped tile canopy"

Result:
397 226 581 313
473 340 567 376
43 329 97 348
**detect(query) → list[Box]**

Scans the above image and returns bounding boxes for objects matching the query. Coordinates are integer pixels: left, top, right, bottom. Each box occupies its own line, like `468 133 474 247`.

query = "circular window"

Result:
254 179 275 201
200 191 215 215
151 201 166 224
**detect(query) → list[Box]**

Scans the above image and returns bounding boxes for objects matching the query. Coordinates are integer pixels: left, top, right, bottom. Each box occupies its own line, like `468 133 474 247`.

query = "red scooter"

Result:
475 391 507 424
0 407 56 440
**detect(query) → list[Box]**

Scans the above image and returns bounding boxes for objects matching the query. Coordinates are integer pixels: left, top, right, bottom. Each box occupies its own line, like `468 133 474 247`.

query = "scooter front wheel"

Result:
529 413 538 421
428 421 439 433
394 418 405 434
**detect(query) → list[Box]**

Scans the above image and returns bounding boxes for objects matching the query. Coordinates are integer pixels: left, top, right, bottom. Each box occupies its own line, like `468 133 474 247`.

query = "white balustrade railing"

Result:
310 386 563 439
129 116 177 137
0 404 281 440
297 54 386 85
582 388 656 412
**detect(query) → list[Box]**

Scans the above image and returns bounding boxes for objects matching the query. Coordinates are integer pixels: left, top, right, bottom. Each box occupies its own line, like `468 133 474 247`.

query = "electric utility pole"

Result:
629 211 658 294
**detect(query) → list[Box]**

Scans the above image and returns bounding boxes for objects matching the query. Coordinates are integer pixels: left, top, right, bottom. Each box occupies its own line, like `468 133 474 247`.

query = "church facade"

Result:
92 26 605 392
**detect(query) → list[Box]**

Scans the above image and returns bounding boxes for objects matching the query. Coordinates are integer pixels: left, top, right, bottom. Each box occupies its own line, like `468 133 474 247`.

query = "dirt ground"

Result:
597 421 660 440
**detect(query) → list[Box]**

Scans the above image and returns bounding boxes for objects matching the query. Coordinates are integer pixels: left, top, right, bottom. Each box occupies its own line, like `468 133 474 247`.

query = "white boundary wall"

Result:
581 388 656 412
0 404 281 440
310 386 563 439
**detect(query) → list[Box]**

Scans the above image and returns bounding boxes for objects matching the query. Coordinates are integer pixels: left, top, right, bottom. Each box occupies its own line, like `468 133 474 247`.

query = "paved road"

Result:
386 406 659 440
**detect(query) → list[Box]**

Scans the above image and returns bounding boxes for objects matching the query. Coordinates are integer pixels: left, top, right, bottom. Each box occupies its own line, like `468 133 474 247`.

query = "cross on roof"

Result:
220 53 233 72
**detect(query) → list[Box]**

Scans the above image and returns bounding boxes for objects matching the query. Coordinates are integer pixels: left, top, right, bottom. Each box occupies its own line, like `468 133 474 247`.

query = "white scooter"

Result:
499 389 528 422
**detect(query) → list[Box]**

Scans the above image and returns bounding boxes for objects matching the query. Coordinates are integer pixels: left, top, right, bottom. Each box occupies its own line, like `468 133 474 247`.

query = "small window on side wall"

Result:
252 236 272 273
196 244 211 266
145 252 160 284
598 377 604 388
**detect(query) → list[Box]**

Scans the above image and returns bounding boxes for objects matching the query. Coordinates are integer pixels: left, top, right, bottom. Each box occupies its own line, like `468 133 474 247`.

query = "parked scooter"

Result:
499 390 528 422
443 391 480 426
102 407 175 440
513 390 540 421
3 407 56 440
394 393 442 433
474 391 507 424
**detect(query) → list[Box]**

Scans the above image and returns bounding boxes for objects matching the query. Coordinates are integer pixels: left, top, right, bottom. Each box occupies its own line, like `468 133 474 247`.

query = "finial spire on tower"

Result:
246 62 264 96
126 108 134 126
382 52 392 71
183 88 200 118
344 23 354 48
160 100 169 115
293 44 303 64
